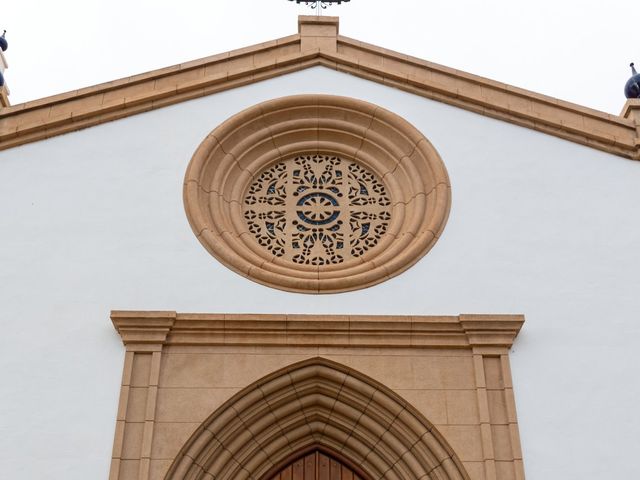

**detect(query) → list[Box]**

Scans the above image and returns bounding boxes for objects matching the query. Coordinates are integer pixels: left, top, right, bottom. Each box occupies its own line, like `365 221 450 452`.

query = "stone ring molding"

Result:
184 94 451 293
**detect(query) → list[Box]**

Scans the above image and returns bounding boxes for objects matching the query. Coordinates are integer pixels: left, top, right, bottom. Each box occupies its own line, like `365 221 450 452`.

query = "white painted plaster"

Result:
0 67 639 478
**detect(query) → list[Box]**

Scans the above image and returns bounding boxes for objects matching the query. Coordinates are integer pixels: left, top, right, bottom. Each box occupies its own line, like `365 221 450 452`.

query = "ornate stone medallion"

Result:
184 95 451 293
243 154 391 266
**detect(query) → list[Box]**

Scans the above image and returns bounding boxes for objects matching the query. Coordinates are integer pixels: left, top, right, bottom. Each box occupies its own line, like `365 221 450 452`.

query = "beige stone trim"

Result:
110 351 133 480
109 311 525 480
621 99 640 146
183 94 451 293
621 99 640 120
299 15 339 53
110 312 173 479
0 16 637 160
331 39 637 161
111 312 524 349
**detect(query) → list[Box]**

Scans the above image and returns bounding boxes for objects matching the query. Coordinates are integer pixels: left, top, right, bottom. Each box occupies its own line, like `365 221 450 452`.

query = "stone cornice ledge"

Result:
331 39 638 160
111 310 175 347
111 311 524 351
3 16 632 160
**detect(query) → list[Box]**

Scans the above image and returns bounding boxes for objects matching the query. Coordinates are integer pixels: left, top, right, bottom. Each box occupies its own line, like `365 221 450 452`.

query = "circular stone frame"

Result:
184 95 451 293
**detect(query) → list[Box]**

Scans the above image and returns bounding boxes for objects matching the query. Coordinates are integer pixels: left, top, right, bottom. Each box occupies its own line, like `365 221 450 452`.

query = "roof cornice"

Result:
0 16 638 160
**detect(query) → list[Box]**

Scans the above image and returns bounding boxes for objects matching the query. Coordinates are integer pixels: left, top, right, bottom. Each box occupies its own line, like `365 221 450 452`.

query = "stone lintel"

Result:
110 311 524 350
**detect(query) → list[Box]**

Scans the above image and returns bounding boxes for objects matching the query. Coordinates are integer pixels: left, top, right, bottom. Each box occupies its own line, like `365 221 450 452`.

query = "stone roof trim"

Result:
0 15 638 160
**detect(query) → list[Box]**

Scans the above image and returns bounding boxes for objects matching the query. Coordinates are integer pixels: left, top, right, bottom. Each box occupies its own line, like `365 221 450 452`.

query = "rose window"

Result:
184 95 451 293
243 155 391 266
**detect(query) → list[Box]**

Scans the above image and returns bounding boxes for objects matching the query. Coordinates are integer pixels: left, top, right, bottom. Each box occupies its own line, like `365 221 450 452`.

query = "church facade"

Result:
0 16 639 480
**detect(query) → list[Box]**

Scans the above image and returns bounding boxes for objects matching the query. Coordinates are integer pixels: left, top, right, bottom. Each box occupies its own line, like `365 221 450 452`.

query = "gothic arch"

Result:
164 357 471 480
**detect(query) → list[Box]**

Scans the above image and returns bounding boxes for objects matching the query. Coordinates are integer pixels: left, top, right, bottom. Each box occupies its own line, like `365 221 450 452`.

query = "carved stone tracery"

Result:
244 154 391 266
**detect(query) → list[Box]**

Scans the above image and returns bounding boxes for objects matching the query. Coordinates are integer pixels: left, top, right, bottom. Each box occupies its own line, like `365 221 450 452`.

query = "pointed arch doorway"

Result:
110 312 526 480
164 357 472 480
266 449 368 480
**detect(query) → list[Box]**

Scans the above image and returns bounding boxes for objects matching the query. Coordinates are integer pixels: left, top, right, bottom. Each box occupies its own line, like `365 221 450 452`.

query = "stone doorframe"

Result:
109 312 525 480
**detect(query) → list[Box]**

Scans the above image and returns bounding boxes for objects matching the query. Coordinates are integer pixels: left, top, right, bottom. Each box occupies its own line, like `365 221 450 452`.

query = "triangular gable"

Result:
0 16 638 160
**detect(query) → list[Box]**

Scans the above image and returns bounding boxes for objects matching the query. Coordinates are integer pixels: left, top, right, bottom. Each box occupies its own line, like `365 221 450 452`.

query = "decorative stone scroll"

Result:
184 95 451 293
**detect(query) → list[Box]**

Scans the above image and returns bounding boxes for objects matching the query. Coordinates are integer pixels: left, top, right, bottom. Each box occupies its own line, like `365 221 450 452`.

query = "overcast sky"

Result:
1 0 636 114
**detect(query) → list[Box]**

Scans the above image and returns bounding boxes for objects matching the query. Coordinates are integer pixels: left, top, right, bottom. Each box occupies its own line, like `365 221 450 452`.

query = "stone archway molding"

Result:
164 357 471 480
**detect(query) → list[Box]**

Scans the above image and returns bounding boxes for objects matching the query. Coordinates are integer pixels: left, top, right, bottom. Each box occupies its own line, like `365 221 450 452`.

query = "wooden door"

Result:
268 450 365 480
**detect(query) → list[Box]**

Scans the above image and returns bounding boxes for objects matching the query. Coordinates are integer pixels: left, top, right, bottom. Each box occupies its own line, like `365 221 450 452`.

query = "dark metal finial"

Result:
288 0 351 11
0 30 7 52
625 61 640 99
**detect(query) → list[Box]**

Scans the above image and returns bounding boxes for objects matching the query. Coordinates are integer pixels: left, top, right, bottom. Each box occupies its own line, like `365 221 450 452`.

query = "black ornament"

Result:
288 0 350 8
0 30 7 52
0 70 4 87
624 63 640 99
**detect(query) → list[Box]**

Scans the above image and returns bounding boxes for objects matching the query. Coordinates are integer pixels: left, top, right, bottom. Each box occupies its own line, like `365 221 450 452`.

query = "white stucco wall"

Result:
0 66 639 479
